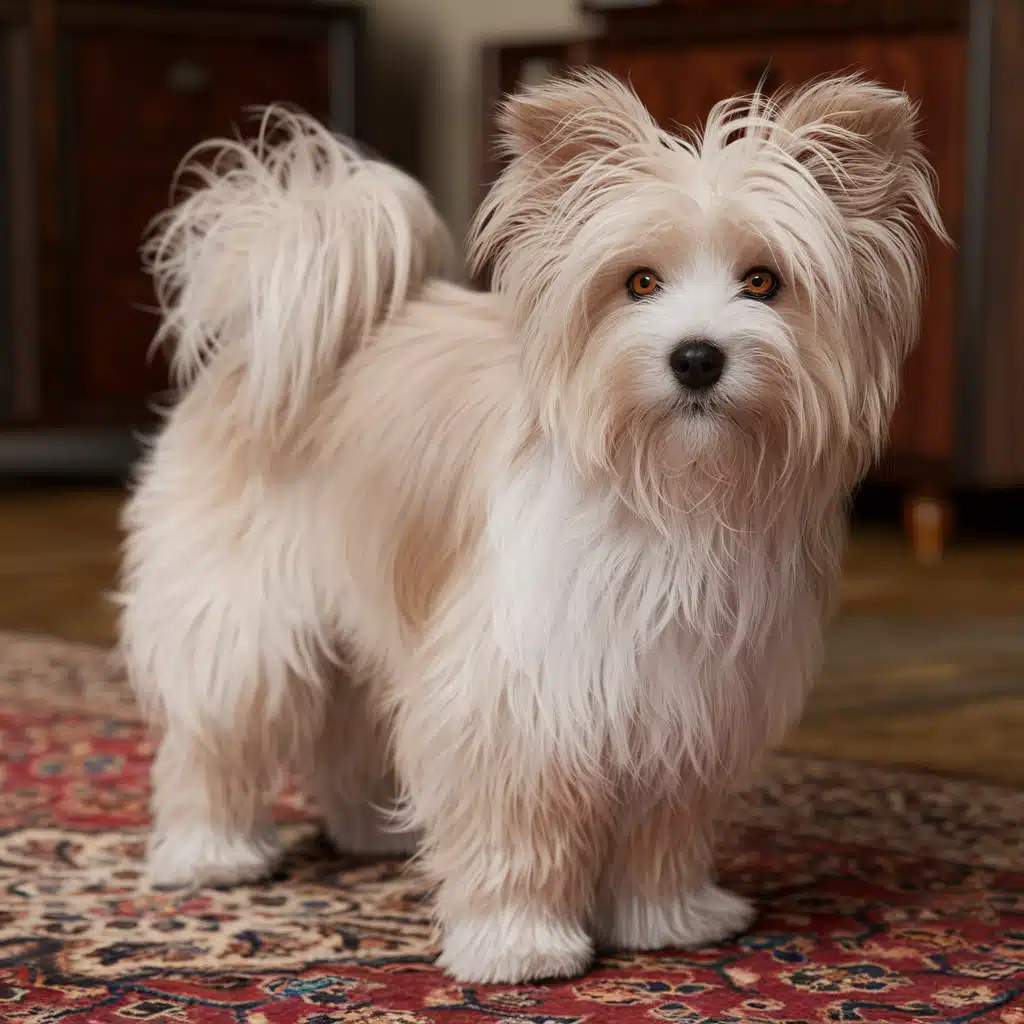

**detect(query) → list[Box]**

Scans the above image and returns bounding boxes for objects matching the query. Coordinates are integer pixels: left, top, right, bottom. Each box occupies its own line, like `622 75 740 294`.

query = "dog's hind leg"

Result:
145 674 321 888
132 599 329 888
309 677 419 858
119 459 336 888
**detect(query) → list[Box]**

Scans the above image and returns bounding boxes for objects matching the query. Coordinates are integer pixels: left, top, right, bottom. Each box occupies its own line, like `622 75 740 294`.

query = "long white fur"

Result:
119 70 945 984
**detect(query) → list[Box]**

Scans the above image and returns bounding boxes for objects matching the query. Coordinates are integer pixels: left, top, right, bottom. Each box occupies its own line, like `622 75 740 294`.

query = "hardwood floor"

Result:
795 534 1024 785
0 487 1021 786
0 488 122 645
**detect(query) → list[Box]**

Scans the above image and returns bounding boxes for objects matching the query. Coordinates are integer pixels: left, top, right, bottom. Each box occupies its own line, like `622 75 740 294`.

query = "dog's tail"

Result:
144 106 452 443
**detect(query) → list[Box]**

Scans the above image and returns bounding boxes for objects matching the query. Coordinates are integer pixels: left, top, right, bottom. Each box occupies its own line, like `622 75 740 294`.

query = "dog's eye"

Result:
626 268 661 300
740 267 780 300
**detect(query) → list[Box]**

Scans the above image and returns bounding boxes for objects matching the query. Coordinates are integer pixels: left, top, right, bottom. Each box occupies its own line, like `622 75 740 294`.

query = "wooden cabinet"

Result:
479 0 1024 554
0 0 363 473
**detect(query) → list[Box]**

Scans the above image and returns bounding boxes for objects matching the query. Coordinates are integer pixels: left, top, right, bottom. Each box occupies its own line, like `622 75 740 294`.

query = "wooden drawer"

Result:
0 20 34 425
55 20 334 422
66 28 331 161
0 24 15 421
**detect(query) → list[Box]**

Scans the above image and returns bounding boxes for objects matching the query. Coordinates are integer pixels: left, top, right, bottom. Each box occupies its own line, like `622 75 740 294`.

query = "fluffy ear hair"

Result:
774 75 946 238
471 69 661 283
770 76 950 470
494 67 661 176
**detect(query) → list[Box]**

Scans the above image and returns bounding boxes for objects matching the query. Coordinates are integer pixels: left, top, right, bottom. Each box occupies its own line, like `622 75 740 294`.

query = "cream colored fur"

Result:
119 71 945 983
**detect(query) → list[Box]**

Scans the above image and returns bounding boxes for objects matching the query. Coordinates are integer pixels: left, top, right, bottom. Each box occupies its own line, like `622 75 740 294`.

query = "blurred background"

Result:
0 0 1020 785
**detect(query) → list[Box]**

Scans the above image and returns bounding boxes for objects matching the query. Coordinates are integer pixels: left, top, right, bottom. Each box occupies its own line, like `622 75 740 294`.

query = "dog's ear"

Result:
773 77 949 469
470 70 659 290
496 69 659 173
775 76 945 234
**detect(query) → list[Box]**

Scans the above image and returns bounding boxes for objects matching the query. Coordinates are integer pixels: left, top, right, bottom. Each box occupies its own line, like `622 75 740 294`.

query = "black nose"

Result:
669 340 726 390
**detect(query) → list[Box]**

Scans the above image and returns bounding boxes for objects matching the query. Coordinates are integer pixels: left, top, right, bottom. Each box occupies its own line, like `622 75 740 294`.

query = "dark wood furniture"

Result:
479 0 1024 559
0 0 363 474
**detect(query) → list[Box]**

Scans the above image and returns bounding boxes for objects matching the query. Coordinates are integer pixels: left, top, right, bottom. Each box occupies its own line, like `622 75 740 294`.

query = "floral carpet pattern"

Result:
0 633 1021 1023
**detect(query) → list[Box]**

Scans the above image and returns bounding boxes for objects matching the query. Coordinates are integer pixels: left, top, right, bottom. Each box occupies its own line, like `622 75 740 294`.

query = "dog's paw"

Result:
438 909 593 983
148 825 282 888
598 883 755 952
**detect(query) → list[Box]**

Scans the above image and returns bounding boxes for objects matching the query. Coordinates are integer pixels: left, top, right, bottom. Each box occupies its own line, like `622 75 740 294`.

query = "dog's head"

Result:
471 70 946 528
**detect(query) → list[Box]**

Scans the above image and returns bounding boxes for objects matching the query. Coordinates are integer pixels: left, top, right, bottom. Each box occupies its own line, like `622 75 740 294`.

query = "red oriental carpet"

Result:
0 632 1021 1024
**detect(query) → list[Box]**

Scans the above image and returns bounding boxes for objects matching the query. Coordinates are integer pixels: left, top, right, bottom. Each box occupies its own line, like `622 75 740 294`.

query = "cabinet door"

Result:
597 33 967 470
51 15 343 425
0 21 35 424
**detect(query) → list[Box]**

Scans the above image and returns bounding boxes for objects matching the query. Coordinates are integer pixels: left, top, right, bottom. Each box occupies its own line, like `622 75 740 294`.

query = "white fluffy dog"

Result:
119 70 945 983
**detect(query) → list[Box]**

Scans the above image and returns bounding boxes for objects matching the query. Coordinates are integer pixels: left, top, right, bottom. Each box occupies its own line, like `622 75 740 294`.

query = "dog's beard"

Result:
674 390 722 419
591 398 781 533
567 334 861 538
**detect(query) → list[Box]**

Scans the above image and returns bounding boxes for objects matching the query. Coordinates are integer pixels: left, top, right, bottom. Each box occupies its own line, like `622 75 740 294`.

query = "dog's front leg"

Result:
391 652 607 983
427 780 604 984
594 795 755 952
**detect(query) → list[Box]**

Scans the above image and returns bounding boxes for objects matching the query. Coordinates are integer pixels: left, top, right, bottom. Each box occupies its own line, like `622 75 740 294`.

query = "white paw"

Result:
438 908 593 983
323 800 420 857
598 883 755 952
149 824 282 888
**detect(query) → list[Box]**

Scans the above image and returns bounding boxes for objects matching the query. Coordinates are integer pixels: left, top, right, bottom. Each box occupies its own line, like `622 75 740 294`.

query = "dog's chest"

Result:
487 463 815 782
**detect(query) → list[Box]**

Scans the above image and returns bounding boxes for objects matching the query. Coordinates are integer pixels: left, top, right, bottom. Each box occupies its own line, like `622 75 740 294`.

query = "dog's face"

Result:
471 71 945 526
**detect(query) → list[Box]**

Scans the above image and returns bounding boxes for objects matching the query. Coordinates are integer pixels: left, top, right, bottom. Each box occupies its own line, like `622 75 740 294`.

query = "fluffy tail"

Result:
144 106 452 441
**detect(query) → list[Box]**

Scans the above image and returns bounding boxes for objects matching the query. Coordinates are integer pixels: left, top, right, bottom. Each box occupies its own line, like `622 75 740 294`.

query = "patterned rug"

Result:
0 633 1021 1024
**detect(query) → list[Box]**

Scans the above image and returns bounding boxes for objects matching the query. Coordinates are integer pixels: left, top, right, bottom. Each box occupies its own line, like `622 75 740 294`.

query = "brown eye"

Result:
626 268 661 300
741 267 780 300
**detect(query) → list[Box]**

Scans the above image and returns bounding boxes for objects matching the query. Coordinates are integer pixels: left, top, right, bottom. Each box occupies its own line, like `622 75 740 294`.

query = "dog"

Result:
119 69 945 983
